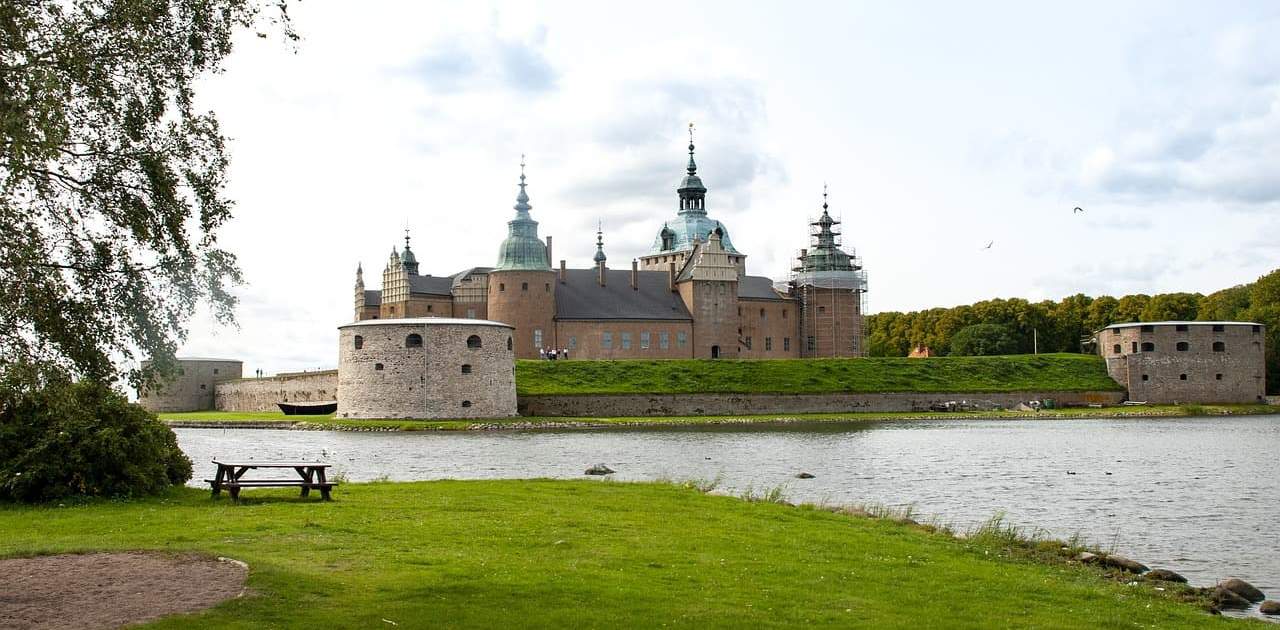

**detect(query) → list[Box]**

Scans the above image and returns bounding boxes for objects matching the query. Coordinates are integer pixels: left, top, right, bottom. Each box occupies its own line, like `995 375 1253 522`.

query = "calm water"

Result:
176 415 1280 615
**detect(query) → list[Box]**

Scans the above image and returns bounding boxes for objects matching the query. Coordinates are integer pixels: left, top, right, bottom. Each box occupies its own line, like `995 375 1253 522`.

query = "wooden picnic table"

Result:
207 461 336 500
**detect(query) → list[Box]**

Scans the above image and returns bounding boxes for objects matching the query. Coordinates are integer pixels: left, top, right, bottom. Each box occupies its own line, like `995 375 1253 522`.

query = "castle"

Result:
353 133 869 360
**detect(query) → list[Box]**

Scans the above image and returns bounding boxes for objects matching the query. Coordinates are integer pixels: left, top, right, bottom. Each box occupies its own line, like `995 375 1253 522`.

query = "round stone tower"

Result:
336 318 516 419
487 158 555 359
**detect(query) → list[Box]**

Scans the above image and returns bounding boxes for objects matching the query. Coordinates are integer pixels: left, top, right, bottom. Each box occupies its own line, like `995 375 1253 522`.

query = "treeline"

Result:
865 268 1280 393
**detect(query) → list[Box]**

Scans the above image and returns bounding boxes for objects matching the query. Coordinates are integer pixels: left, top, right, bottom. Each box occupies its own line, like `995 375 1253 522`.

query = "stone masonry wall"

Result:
138 359 242 412
213 370 337 412
1101 322 1266 403
518 390 1125 417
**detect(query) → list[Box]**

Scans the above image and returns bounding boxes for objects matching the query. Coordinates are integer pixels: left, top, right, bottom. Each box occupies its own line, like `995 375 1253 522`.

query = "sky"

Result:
178 1 1280 374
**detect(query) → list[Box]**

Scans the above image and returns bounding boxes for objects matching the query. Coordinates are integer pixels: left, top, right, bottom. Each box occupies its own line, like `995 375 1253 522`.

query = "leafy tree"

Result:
949 323 1020 356
1197 285 1250 322
1115 294 1151 323
0 0 293 389
1141 292 1201 321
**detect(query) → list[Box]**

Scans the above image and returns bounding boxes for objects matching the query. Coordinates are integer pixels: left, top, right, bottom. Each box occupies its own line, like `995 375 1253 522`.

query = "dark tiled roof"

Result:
363 290 382 305
408 274 454 296
450 267 492 288
556 269 692 321
738 275 791 301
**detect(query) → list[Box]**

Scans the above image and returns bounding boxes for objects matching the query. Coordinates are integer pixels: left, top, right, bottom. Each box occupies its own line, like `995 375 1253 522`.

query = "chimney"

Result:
559 259 566 283
597 260 606 286
668 262 676 291
631 260 638 290
545 236 553 267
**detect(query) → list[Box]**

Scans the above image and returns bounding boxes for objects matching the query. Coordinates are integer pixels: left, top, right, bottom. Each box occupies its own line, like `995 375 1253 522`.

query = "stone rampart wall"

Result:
213 370 337 412
517 390 1126 417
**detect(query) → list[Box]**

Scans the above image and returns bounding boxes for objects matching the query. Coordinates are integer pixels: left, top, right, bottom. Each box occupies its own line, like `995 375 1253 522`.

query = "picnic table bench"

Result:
206 461 336 500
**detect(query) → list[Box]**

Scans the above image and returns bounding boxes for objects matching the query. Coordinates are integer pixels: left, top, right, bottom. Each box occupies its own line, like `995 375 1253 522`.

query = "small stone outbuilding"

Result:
337 318 516 419
137 358 243 413
1099 321 1266 404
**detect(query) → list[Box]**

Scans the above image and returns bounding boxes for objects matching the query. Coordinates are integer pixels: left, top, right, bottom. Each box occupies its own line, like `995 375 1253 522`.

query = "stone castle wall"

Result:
138 359 242 413
1101 322 1266 403
337 318 517 419
213 370 337 412
518 390 1125 417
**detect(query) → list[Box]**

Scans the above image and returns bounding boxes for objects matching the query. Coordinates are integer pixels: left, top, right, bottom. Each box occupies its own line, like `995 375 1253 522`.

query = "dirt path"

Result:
0 552 248 629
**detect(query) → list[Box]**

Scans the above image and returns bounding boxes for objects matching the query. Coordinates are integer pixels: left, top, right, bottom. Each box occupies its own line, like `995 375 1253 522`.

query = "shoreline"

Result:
161 403 1280 432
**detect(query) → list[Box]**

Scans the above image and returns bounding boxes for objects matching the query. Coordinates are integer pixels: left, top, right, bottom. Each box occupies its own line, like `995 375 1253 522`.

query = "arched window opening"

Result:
467 335 482 349
406 333 423 348
1176 341 1189 351
354 335 364 349
1179 374 1188 381
461 400 472 408
1140 342 1155 352
507 337 513 351
461 364 472 374
1112 344 1121 354
1213 341 1226 352
521 282 528 291
374 363 384 371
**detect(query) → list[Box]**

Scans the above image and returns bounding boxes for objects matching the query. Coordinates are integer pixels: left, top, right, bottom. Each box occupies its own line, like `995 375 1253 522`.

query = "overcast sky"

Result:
178 1 1280 374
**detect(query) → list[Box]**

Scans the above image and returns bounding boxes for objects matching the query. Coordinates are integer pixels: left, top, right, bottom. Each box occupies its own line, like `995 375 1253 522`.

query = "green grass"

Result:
516 354 1124 395
0 480 1230 628
160 404 1280 432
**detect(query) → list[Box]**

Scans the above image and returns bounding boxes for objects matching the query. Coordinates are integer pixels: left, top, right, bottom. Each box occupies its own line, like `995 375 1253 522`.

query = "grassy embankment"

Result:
0 480 1231 628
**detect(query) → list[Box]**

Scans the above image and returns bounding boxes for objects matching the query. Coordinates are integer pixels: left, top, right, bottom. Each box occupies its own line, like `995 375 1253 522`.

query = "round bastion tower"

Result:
487 158 556 359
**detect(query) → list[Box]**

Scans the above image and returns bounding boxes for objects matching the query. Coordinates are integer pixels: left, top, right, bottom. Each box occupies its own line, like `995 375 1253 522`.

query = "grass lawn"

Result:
0 480 1230 629
516 354 1124 396
159 404 1280 432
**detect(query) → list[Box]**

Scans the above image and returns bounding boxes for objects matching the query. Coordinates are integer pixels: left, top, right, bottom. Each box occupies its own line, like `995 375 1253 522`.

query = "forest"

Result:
865 268 1280 393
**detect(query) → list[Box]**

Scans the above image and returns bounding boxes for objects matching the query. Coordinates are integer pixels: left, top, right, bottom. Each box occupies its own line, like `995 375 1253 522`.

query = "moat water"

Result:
175 415 1280 618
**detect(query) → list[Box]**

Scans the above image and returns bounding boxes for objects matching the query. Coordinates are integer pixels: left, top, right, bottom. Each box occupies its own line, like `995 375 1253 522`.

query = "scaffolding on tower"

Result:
788 207 868 358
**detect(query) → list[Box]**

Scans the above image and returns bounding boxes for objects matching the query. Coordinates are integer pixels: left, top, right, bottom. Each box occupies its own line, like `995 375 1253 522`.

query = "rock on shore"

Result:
1260 600 1280 615
1076 552 1148 574
584 464 615 476
1218 578 1265 603
1143 569 1187 583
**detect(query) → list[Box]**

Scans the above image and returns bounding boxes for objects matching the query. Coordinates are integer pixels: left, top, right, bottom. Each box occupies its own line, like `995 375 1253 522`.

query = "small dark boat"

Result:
277 400 337 415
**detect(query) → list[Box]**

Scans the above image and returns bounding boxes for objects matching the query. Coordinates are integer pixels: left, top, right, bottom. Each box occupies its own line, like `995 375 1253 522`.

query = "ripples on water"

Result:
176 415 1280 616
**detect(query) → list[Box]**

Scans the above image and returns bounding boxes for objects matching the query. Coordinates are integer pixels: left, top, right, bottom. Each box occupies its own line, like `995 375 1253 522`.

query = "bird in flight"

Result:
983 240 994 250
1073 206 1084 214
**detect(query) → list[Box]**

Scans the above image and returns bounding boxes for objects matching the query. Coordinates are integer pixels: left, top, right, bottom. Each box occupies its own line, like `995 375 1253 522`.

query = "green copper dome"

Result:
494 165 551 271
648 136 740 255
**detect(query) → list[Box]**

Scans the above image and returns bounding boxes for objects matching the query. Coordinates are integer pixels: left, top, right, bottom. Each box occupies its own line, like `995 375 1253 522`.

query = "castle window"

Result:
1131 342 1138 353
737 307 742 316
1141 374 1149 381
1253 325 1261 333
782 309 787 319
765 337 772 351
602 332 613 349
1216 373 1224 380
200 384 206 390
621 332 632 350
744 336 752 350
1212 324 1225 332
533 329 543 349
390 306 396 314
507 337 512 351
354 335 364 349
545 283 550 292
499 283 505 292
1140 342 1155 352
818 306 826 314
784 337 791 351
1140 325 1154 332
213 368 219 375
676 331 687 348
461 364 472 374
178 368 184 376
1111 328 1119 335
466 308 476 319
427 305 433 312
1175 324 1188 332
807 336 816 351
406 334 423 348
1180 374 1187 381
467 335 482 349
640 332 650 349
1213 341 1226 352
1176 341 1189 351
659 332 669 349
375 363 384 371
568 336 577 349
521 282 528 291
462 400 472 408
760 308 766 319
1112 344 1121 354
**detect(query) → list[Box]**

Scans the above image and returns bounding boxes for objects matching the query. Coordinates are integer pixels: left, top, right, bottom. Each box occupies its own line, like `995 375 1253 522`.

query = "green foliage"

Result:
0 377 192 502
0 481 1230 628
865 267 1280 393
0 1 292 388
949 323 1020 356
516 354 1122 395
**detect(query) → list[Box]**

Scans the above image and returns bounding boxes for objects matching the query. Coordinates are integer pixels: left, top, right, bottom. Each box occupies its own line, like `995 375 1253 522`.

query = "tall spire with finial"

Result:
593 220 607 264
677 122 708 217
494 154 551 271
401 226 419 275
686 122 698 175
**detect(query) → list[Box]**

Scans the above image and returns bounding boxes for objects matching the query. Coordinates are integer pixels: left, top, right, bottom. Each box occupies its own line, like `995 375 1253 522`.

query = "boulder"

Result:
1260 600 1280 615
1218 578 1265 603
795 472 816 479
1212 586 1251 609
1076 552 1098 564
1144 569 1187 583
584 464 615 476
1102 555 1149 574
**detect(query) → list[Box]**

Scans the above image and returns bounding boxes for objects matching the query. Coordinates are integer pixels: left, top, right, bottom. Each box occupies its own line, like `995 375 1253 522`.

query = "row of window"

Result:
599 331 687 350
742 336 792 352
1140 373 1225 382
1113 324 1260 334
371 363 474 374
498 282 551 292
1115 341 1229 353
353 334 496 350
736 306 789 320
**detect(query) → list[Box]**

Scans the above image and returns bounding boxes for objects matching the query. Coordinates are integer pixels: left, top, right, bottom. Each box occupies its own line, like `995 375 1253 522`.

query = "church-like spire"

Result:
677 123 707 216
593 221 607 264
686 122 698 176
356 262 364 285
401 228 419 275
494 154 551 271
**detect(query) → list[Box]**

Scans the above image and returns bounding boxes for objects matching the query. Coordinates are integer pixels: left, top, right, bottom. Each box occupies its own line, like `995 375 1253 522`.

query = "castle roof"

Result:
407 274 454 297
363 290 382 305
555 269 692 321
738 275 790 301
